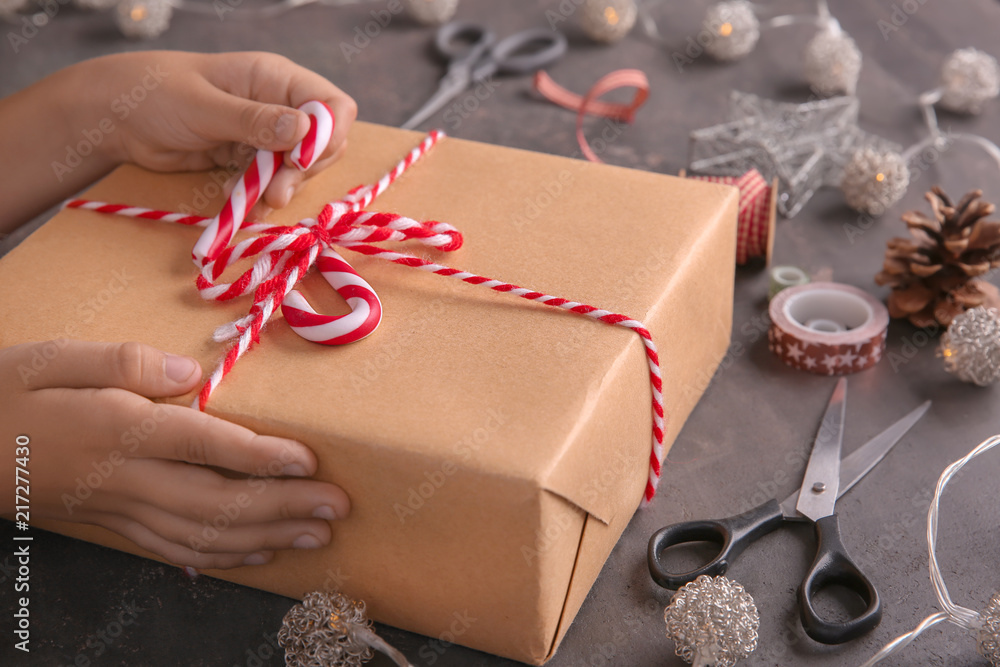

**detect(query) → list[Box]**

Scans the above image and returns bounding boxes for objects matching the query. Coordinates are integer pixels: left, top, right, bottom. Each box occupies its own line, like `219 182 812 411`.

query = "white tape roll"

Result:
768 282 889 375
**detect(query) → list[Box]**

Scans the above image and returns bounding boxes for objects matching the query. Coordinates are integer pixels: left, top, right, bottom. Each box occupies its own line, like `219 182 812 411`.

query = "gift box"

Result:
0 122 736 664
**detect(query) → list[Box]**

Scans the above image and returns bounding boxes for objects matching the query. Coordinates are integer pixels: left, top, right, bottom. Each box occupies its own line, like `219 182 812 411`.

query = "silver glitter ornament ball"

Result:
803 26 862 97
841 147 909 216
115 0 171 39
73 0 122 11
664 575 759 667
278 591 375 667
940 306 1000 386
939 48 1000 114
703 1 760 62
579 0 637 44
401 0 457 26
979 591 1000 665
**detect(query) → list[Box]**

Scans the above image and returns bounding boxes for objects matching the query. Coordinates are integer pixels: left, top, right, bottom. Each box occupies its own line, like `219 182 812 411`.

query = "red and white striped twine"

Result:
65 104 667 503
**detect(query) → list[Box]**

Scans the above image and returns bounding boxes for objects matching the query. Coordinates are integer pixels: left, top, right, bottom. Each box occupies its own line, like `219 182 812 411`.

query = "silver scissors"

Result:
401 21 567 130
648 378 931 644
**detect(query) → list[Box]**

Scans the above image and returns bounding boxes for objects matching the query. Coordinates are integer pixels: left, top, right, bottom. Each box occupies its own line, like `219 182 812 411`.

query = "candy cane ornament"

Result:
190 101 383 347
282 248 383 344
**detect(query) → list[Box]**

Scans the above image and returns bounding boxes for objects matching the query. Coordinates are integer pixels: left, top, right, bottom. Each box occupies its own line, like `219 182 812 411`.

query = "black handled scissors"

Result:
648 378 931 645
401 21 567 130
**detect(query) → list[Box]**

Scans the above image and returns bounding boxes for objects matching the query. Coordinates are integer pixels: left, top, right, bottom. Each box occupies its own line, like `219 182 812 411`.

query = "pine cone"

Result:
875 187 1000 328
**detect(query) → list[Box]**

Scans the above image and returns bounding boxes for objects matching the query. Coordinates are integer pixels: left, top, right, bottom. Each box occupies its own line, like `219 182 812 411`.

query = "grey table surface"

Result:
2 1 1000 665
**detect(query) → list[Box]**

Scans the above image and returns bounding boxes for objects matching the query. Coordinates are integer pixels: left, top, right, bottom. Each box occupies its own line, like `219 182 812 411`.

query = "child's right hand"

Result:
1 340 350 569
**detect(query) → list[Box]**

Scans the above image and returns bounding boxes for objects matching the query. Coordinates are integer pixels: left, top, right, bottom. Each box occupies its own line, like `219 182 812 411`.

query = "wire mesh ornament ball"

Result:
703 1 760 62
73 0 122 11
803 26 862 97
939 306 1000 386
979 591 1000 665
278 591 376 667
115 0 172 39
579 0 637 44
664 575 759 667
401 0 458 26
841 147 909 216
939 48 1000 114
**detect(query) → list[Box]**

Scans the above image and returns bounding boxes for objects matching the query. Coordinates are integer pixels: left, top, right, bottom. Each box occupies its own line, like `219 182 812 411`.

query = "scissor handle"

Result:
647 499 785 590
797 514 882 644
435 21 496 63
488 28 568 76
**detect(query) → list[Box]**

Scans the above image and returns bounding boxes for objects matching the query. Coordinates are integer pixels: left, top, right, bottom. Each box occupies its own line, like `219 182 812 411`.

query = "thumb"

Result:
15 340 202 398
205 90 310 152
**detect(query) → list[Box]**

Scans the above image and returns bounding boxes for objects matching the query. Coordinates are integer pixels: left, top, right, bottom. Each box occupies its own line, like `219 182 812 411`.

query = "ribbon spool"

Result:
768 282 889 375
680 169 777 266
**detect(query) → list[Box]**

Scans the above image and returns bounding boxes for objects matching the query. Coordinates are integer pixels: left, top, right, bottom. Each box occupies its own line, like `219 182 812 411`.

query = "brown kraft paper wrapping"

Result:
0 121 737 664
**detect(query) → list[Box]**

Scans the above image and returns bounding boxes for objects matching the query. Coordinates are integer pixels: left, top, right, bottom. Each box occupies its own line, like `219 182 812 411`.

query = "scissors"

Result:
401 21 567 130
648 378 931 645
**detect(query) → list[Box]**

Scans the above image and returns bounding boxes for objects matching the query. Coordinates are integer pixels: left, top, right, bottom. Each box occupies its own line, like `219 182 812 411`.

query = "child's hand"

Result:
76 51 357 210
1 340 350 570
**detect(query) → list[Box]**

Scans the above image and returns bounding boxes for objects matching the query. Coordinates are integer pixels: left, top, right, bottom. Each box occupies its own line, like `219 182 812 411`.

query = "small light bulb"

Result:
719 22 733 37
876 173 885 182
604 6 619 25
130 4 146 20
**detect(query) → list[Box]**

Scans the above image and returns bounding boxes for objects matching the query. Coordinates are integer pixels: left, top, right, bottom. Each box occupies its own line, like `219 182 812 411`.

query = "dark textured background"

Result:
2 0 1000 665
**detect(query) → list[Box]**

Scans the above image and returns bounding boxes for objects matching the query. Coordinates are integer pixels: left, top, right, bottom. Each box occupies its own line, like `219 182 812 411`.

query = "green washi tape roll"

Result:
768 265 810 300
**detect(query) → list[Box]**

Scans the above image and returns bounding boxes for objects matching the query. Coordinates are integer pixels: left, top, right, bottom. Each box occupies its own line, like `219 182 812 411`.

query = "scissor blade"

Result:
401 72 469 130
794 378 847 522
780 399 931 518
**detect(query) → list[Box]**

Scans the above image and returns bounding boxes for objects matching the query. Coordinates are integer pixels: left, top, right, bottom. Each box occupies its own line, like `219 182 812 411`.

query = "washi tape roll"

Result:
768 282 889 375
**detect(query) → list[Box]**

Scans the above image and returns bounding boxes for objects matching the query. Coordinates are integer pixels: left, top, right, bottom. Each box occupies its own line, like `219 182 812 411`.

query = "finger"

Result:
13 340 201 396
126 459 350 525
201 52 357 163
95 512 273 569
263 144 347 209
123 501 332 554
124 402 318 478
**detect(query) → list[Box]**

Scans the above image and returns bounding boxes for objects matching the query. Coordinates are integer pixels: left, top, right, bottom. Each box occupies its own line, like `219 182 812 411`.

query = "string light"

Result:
860 435 1000 666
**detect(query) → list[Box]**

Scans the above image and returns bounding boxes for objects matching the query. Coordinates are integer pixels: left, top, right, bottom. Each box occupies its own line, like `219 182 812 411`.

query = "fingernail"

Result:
243 553 269 566
293 534 322 549
283 184 295 205
275 113 299 144
164 354 198 383
282 463 308 477
312 505 337 520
